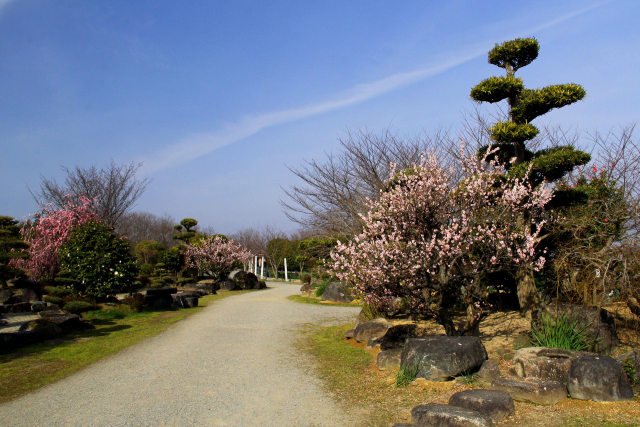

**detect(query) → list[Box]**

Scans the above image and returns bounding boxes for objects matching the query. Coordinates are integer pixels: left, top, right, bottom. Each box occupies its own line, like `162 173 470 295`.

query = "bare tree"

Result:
34 161 149 228
116 211 177 247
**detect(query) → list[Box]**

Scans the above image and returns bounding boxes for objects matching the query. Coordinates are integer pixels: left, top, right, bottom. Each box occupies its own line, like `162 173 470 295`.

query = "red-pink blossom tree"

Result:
184 236 252 281
11 197 98 281
330 150 552 335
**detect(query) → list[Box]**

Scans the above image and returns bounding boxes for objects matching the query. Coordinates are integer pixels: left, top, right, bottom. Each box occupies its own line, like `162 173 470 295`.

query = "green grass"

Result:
0 290 253 403
287 294 359 307
395 364 418 387
531 313 593 351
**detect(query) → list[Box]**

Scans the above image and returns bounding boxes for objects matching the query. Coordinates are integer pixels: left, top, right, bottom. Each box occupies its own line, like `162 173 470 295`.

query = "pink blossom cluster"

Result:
11 197 98 280
329 150 552 317
184 236 252 280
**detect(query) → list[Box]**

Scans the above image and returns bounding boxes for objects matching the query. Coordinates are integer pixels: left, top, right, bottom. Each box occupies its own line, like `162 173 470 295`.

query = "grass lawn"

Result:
0 290 253 403
300 323 640 427
287 294 360 308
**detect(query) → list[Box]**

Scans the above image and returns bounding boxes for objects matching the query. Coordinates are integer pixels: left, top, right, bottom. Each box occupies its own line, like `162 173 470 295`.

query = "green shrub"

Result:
622 359 640 386
396 364 418 387
315 280 330 297
360 302 382 321
44 285 75 297
301 273 312 285
139 263 154 276
122 293 145 312
177 277 193 286
58 220 138 298
43 295 63 306
63 300 98 314
531 313 592 351
161 275 175 285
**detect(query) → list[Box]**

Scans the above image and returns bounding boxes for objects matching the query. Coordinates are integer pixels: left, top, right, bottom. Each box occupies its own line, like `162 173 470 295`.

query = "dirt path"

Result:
0 283 362 426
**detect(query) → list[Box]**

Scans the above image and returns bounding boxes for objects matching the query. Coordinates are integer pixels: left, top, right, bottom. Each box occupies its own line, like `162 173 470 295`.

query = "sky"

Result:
1 0 638 235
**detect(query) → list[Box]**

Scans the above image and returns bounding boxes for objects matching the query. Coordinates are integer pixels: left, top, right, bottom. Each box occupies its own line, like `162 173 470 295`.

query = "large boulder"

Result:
449 389 515 424
540 305 619 354
321 282 353 303
233 271 261 290
567 355 634 401
378 348 403 371
411 403 491 427
143 287 176 310
369 323 418 350
491 377 567 405
350 318 391 343
219 280 239 291
513 347 594 384
401 336 488 381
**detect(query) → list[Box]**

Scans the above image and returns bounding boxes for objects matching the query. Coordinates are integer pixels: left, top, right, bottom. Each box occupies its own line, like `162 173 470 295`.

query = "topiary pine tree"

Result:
470 38 591 314
173 218 198 244
0 216 29 287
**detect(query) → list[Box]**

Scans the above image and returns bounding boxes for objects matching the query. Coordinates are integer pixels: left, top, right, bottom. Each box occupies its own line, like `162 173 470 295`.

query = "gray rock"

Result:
9 302 31 313
475 360 501 387
352 318 391 344
401 336 488 381
143 287 176 310
30 301 47 312
233 271 260 290
513 347 594 384
369 323 417 350
321 282 353 303
567 355 634 401
411 403 492 427
220 280 238 291
378 348 403 370
491 377 567 405
0 288 13 304
449 389 514 423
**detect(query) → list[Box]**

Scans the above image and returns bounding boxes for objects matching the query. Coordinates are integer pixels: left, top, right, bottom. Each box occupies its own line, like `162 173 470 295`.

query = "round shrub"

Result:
63 300 98 314
43 295 63 306
139 263 154 276
300 273 312 285
59 220 137 298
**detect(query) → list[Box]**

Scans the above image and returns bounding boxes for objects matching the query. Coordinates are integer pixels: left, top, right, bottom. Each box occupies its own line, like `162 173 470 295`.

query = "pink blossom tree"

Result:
184 236 252 281
11 197 98 280
330 150 552 335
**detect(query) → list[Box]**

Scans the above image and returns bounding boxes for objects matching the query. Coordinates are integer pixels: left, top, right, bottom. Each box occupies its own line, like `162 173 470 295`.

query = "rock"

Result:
194 282 217 294
369 323 418 350
392 424 414 427
411 403 491 427
475 360 501 387
491 377 567 405
30 301 47 312
143 287 176 310
257 280 267 289
401 336 488 381
300 283 314 297
541 305 618 354
321 282 354 303
35 312 84 332
220 279 238 291
18 287 40 302
351 318 391 343
449 389 514 423
233 271 260 289
567 355 634 401
513 347 594 384
378 348 403 370
9 302 32 313
0 288 13 304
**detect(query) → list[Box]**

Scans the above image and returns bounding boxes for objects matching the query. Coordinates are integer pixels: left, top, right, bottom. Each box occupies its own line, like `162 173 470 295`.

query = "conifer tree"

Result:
0 216 28 287
470 38 591 313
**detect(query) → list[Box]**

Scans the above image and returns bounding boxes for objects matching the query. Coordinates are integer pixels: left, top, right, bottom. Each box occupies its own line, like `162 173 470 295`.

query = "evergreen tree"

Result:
173 218 198 244
0 216 28 287
470 38 591 313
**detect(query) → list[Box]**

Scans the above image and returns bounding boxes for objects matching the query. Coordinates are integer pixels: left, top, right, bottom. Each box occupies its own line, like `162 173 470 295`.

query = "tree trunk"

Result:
516 264 539 319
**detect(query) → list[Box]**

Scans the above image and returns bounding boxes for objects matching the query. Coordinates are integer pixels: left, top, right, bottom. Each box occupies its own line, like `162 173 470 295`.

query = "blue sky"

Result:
1 0 638 234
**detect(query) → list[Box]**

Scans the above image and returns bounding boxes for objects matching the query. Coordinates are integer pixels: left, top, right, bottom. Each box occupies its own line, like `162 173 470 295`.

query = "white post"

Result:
254 256 258 275
260 256 264 279
284 258 288 282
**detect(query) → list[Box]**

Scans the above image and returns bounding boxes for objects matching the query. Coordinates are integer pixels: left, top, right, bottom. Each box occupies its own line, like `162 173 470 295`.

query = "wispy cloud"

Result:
142 1 608 175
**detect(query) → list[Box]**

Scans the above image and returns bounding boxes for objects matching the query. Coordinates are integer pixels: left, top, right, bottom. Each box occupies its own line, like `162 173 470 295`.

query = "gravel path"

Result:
0 283 362 426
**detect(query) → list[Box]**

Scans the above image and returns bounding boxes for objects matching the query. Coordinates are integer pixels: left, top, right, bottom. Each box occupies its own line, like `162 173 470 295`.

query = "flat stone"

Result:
567 355 634 401
513 347 594 384
352 318 391 344
401 336 488 381
449 389 514 423
411 403 491 427
378 348 403 371
321 281 353 303
475 360 501 387
491 377 567 405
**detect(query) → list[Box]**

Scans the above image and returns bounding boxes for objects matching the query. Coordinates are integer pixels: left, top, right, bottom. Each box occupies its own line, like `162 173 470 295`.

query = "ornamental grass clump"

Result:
530 313 592 351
